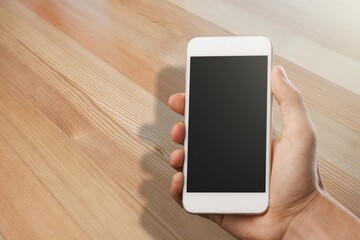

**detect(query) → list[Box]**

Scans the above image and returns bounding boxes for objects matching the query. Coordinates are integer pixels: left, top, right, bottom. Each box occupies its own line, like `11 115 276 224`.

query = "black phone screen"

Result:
187 56 268 192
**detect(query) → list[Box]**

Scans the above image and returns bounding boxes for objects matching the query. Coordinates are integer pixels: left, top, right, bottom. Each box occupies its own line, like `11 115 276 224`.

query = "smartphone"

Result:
183 36 272 214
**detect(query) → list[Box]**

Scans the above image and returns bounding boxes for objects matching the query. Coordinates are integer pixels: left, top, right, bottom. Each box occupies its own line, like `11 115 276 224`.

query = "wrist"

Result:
284 190 360 239
283 190 330 239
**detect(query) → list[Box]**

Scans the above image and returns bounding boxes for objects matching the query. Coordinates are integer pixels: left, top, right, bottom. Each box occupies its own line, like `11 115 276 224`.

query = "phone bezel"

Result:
183 36 273 214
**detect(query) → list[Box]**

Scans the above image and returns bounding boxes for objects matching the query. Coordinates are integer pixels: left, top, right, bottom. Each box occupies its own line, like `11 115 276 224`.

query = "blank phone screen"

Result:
187 56 268 192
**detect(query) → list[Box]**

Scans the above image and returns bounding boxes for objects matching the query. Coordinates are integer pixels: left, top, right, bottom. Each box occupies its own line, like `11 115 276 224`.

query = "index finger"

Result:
168 93 185 115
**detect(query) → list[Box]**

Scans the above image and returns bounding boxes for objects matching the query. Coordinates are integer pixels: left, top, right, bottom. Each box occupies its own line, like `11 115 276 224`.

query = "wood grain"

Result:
169 0 360 94
0 0 359 239
0 135 89 240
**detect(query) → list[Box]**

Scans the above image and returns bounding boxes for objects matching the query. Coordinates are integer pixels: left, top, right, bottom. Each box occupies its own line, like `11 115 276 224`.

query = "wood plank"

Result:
0 2 234 239
0 0 359 239
168 0 360 94
6 0 359 181
4 0 360 217
0 3 179 156
0 76 176 239
223 0 360 61
0 136 89 240
19 0 231 103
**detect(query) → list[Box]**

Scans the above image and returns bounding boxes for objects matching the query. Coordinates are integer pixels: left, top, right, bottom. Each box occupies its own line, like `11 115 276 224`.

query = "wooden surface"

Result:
0 0 359 239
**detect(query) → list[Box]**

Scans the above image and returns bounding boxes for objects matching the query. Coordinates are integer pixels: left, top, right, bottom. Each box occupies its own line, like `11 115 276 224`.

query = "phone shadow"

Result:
136 66 235 239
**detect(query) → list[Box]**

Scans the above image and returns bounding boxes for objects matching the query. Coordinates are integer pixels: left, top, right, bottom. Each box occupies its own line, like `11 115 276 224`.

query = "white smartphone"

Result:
183 36 272 214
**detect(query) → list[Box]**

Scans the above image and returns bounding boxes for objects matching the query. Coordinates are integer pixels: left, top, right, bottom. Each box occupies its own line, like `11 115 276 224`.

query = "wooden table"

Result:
0 1 359 239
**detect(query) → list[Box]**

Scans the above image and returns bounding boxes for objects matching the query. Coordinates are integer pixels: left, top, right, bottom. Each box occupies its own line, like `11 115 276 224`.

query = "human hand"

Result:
168 65 323 239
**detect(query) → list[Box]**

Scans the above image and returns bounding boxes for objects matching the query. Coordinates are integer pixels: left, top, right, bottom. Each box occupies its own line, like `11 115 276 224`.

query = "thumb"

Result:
272 65 315 136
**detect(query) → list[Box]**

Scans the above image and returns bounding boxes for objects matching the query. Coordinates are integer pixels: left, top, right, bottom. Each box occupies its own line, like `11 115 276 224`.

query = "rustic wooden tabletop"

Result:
0 0 359 239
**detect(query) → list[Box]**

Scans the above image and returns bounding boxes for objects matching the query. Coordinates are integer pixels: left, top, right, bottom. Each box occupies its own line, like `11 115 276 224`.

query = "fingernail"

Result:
279 65 289 81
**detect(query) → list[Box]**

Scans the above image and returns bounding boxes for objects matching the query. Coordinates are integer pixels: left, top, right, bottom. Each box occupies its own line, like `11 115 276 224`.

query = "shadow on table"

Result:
137 66 185 239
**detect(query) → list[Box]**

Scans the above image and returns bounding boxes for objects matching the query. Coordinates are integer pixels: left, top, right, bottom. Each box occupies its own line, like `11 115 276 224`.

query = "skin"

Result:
168 66 360 240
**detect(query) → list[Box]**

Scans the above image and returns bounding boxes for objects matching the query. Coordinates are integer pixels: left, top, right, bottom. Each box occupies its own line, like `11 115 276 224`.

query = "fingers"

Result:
272 65 315 138
170 172 184 206
169 93 186 144
168 93 185 205
170 149 184 170
168 93 185 115
171 122 185 144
